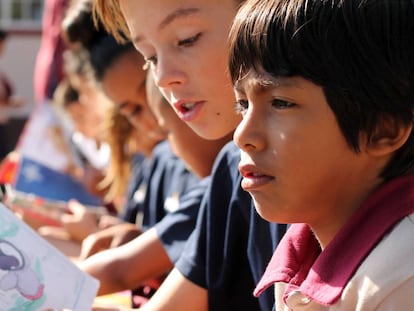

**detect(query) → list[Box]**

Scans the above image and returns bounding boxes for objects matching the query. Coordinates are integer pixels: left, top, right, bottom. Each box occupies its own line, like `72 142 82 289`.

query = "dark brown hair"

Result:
229 0 414 179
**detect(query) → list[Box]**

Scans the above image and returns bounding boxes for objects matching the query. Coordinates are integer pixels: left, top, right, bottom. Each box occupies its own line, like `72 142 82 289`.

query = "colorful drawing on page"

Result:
0 222 46 310
0 240 45 301
0 204 99 310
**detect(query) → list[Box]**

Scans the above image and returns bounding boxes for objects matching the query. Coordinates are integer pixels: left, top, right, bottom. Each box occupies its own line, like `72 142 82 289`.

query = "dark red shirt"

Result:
255 175 414 306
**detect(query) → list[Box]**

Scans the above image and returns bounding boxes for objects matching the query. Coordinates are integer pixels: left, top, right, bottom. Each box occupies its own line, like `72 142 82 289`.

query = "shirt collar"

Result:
254 175 414 305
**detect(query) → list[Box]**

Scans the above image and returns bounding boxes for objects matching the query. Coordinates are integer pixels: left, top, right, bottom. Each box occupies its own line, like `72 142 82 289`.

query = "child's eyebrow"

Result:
159 8 200 30
234 74 299 94
133 8 200 44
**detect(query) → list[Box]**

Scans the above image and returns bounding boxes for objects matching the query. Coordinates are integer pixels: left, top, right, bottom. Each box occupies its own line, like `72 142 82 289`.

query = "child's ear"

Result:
364 116 413 157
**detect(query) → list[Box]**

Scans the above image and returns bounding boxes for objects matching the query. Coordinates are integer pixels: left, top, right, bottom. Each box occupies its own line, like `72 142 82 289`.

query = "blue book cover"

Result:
13 157 102 206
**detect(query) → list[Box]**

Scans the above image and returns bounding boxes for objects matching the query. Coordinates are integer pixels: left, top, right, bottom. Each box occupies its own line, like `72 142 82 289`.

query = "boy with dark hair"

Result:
229 0 414 309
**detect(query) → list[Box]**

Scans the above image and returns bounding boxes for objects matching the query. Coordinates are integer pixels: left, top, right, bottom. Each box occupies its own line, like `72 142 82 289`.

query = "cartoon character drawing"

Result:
0 239 44 300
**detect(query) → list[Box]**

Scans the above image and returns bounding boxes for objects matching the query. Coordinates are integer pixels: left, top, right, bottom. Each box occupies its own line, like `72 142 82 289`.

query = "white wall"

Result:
0 32 41 118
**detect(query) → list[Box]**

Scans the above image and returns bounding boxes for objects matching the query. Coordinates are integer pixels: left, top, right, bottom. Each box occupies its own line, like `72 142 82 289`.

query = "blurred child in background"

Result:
85 68 230 309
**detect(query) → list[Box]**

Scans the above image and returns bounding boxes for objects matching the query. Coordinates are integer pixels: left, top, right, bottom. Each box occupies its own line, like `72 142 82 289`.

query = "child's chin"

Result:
252 200 276 222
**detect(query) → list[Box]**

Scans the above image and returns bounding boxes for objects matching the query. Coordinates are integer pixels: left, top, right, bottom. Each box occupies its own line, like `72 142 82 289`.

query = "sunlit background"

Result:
0 0 45 150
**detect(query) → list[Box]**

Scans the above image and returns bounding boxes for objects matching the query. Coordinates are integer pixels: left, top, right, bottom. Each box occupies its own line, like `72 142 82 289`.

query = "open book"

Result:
0 203 99 310
1 183 108 229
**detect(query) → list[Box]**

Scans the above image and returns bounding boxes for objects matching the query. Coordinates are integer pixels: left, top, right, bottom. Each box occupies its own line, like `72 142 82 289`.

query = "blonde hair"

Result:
99 105 137 206
92 0 130 42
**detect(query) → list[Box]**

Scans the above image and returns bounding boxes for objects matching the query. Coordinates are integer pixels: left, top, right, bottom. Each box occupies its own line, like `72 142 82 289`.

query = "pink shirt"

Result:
33 0 68 103
255 175 414 309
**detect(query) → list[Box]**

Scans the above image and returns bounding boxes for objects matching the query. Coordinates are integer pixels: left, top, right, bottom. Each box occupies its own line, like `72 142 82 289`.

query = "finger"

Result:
66 199 86 215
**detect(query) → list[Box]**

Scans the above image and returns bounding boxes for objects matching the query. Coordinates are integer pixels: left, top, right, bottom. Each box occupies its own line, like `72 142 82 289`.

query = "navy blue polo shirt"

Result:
127 141 203 305
176 141 287 311
121 152 147 224
121 141 201 229
125 141 209 263
139 141 200 231
156 176 211 263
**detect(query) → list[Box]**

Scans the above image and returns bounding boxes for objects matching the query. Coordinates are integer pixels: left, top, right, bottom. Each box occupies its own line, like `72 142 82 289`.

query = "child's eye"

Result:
143 56 157 70
178 33 202 47
235 99 249 115
272 98 295 109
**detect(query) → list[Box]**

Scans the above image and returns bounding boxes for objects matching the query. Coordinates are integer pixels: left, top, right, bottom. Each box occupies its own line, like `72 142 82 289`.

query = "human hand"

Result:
78 223 140 260
78 226 115 260
61 200 99 242
98 214 123 230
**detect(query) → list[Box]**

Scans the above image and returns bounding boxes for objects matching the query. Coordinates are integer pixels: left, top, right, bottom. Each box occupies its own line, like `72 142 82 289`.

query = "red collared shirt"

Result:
255 175 414 309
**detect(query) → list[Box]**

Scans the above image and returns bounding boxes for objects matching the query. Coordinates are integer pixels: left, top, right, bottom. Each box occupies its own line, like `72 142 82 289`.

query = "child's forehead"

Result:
124 0 236 34
234 70 299 92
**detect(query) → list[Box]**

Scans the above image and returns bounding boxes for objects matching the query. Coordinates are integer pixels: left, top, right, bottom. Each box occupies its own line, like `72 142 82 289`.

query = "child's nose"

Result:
234 109 266 153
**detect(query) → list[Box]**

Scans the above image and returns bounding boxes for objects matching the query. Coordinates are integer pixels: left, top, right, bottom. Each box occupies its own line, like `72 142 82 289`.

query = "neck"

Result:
189 133 233 178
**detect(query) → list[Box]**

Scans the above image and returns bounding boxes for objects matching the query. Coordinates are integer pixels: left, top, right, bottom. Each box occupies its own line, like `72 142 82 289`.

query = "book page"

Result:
0 203 99 310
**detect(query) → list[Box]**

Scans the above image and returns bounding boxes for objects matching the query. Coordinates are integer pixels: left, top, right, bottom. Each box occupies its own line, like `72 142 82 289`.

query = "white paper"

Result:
0 203 99 310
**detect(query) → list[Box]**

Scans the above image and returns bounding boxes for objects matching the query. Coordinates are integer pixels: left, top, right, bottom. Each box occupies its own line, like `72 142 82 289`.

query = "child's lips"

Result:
173 100 205 121
239 163 274 191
